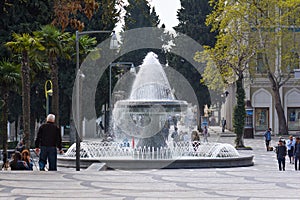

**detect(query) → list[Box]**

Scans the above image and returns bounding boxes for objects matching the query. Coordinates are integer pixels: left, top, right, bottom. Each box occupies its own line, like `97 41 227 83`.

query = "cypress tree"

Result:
168 0 216 116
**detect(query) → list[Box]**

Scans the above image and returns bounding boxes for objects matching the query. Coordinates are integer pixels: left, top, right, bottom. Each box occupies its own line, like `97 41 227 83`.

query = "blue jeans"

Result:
39 146 57 171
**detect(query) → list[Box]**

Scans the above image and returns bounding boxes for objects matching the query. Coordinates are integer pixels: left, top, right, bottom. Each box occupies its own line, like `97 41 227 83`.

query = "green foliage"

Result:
194 50 227 93
167 55 211 115
120 0 163 66
207 0 300 136
34 25 73 124
123 0 160 30
0 60 20 159
168 0 216 114
5 32 45 149
0 0 53 59
175 0 217 47
205 0 255 146
59 0 120 121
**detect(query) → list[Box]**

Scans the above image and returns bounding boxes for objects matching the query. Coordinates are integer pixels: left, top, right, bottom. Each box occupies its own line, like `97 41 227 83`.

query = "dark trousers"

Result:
265 140 271 151
295 156 300 170
39 146 57 171
288 149 294 163
277 158 285 171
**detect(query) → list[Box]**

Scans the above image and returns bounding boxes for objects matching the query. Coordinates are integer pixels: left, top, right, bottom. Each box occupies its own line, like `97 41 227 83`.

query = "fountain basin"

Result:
58 141 254 170
58 155 254 170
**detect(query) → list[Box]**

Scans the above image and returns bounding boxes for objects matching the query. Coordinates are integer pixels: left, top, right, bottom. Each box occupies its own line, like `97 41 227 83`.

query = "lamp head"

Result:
129 64 136 74
110 31 119 50
47 89 53 96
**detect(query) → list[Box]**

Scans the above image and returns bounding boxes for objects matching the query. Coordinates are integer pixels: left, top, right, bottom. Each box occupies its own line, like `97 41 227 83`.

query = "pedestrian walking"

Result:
221 118 226 133
286 135 296 164
294 137 300 171
275 140 287 171
35 114 64 171
264 128 272 151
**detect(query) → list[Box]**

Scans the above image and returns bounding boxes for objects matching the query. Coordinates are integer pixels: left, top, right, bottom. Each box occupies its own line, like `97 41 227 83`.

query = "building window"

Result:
245 109 253 128
287 107 300 131
255 108 269 131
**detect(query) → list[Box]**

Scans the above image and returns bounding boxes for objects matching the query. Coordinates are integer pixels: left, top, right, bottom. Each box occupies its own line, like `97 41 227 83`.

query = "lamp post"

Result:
75 30 118 171
44 80 53 117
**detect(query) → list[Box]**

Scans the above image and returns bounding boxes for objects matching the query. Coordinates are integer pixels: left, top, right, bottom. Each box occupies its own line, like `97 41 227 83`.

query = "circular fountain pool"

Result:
60 52 254 170
59 140 253 169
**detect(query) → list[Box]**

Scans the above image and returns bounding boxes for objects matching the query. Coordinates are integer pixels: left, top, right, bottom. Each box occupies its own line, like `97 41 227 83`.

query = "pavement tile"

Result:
1 126 300 199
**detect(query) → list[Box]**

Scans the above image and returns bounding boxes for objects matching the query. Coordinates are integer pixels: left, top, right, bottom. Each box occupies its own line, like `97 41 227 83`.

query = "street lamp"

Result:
44 80 53 117
75 30 118 171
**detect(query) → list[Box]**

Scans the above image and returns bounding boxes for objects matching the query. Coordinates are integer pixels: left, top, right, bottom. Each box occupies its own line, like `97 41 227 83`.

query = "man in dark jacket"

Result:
276 140 287 171
35 114 63 171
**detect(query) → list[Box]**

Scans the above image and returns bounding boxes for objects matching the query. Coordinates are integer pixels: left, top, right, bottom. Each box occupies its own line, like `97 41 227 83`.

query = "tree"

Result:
248 0 300 135
196 0 257 147
0 0 53 59
52 0 120 143
175 0 216 47
168 0 216 117
5 33 45 149
53 0 119 32
121 0 163 66
206 0 300 136
34 25 71 124
0 60 20 166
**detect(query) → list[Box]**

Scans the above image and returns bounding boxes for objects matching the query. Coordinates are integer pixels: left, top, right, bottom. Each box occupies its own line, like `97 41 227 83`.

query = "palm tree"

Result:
34 25 71 124
5 33 44 149
0 60 20 166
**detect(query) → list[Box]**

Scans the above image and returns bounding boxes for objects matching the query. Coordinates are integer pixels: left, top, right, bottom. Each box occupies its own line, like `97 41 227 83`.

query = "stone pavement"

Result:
1 126 300 200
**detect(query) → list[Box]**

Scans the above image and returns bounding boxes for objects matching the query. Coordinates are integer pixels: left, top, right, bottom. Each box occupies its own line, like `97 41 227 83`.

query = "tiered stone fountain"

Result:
59 52 253 169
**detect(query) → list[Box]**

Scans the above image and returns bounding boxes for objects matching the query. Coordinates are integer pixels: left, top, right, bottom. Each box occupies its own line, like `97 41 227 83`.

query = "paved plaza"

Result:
1 126 300 199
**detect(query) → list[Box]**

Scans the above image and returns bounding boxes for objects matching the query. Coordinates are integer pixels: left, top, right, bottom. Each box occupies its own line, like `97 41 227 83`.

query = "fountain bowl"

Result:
58 155 254 170
58 141 254 170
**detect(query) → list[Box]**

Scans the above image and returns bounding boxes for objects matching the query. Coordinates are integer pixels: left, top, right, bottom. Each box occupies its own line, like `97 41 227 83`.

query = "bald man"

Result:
35 114 63 171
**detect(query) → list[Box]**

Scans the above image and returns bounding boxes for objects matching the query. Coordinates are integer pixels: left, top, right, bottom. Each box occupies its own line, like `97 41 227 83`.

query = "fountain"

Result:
59 52 253 169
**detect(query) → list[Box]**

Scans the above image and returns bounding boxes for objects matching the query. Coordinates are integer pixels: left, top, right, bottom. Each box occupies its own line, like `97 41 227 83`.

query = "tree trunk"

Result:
1 91 9 166
50 57 60 124
234 74 245 148
269 73 288 135
30 111 36 146
22 52 31 149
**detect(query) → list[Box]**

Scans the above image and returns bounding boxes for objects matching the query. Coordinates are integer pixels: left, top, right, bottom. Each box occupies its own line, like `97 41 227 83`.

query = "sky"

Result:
115 0 181 32
149 0 181 29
